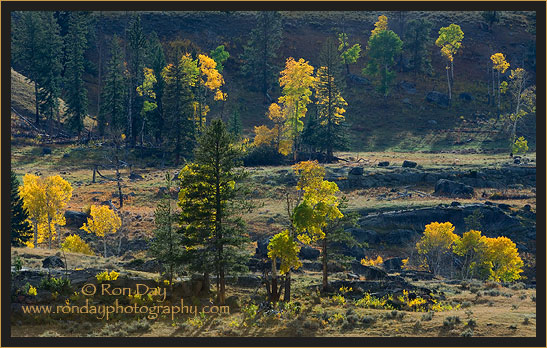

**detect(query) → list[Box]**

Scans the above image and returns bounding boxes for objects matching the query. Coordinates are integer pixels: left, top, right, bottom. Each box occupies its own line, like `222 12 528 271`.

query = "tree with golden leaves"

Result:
278 57 316 161
416 221 460 276
81 205 122 257
490 53 510 112
435 24 464 103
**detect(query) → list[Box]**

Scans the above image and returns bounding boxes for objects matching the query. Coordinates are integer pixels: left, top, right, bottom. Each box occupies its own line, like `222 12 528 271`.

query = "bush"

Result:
461 327 473 337
461 301 472 308
243 145 286 166
361 315 376 326
511 282 526 290
39 276 72 294
61 234 94 255
421 312 434 321
443 316 461 329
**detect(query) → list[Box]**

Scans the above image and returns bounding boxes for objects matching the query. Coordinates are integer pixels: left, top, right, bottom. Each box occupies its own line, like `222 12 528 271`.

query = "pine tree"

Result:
178 120 250 304
64 11 90 136
404 19 433 77
126 14 147 146
241 11 283 103
11 11 44 125
99 35 127 136
147 31 167 145
315 38 349 162
149 173 181 293
11 171 32 246
161 54 198 165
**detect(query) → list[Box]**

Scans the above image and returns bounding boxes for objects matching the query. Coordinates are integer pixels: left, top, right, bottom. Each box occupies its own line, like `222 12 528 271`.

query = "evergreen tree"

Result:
11 171 32 246
147 31 167 145
11 11 44 125
126 14 147 146
317 198 360 291
161 54 198 165
228 106 242 139
149 173 181 294
241 11 283 103
64 11 90 136
36 12 63 133
178 120 250 304
404 19 433 77
100 35 127 136
210 45 230 73
315 38 349 162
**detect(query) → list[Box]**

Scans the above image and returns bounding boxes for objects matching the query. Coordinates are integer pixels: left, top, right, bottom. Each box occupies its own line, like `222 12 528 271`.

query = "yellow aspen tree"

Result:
416 221 460 275
194 54 226 132
278 57 316 161
435 24 464 103
482 236 524 282
371 15 389 38
490 53 510 111
81 205 122 257
42 175 73 249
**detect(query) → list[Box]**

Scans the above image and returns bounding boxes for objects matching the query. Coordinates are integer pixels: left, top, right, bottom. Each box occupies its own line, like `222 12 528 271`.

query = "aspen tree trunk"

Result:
322 238 328 291
446 67 452 104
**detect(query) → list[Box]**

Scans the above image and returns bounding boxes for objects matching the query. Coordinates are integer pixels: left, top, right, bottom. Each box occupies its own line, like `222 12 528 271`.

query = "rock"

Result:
347 273 360 280
378 161 390 167
426 91 449 107
399 81 417 94
348 74 369 85
434 179 474 198
402 98 411 105
255 237 272 257
41 147 51 155
300 245 320 260
427 120 438 126
498 203 511 211
383 257 405 271
235 275 261 287
129 173 143 181
459 92 474 101
42 256 64 269
62 153 70 158
450 201 461 207
64 210 89 228
350 261 387 280
514 158 521 164
523 204 531 212
349 167 364 176
384 229 418 245
402 160 417 168
125 259 164 273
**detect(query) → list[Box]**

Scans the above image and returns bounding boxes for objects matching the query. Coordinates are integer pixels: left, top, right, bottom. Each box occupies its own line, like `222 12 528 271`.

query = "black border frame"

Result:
2 1 545 347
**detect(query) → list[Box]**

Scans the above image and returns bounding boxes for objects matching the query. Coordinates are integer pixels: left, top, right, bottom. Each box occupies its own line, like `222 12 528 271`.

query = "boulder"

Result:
383 257 405 272
378 161 390 167
426 91 449 107
434 179 474 198
399 81 417 94
427 119 438 126
349 167 364 176
459 92 474 101
42 256 64 269
41 147 52 155
300 245 320 260
350 261 387 280
402 160 417 168
64 211 89 228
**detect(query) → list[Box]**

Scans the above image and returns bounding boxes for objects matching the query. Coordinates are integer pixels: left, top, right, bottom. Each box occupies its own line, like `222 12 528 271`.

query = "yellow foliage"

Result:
371 15 388 37
491 53 510 73
361 255 383 267
417 222 459 255
61 234 94 255
28 285 37 296
315 66 347 126
19 174 73 248
95 270 120 283
80 205 122 238
267 229 302 274
253 125 276 147
482 236 524 282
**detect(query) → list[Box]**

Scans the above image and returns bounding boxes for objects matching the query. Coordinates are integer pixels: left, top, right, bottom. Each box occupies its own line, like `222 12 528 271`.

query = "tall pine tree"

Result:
315 37 349 162
147 31 167 145
126 14 147 147
178 120 250 304
11 171 32 246
64 11 90 136
99 35 127 136
241 11 283 103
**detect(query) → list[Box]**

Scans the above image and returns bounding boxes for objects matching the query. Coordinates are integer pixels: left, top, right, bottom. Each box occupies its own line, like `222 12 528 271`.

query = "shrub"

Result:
361 315 376 326
95 270 119 283
461 301 472 308
522 317 530 325
461 327 473 337
61 234 94 255
412 320 422 332
302 319 321 331
40 276 72 294
242 145 286 166
511 282 526 290
421 312 434 321
467 318 477 327
355 293 394 310
443 316 461 329
330 294 346 306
